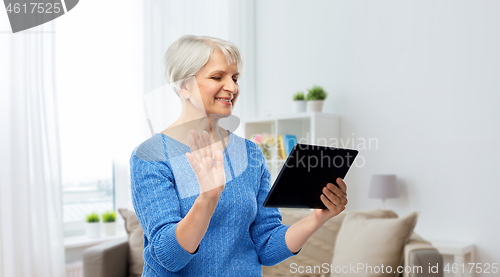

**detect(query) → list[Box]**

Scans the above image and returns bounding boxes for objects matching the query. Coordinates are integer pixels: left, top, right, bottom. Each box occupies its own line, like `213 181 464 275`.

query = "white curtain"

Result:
0 20 66 277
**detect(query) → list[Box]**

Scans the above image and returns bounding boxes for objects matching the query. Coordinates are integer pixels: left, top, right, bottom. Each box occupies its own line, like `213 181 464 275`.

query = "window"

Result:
61 164 115 237
55 0 140 237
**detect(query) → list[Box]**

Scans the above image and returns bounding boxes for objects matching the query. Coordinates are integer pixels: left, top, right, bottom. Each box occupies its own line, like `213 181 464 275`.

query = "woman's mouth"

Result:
215 98 232 105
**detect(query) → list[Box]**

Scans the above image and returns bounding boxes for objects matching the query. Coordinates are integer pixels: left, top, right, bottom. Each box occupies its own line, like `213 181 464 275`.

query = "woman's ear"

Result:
179 82 187 93
178 76 196 99
180 81 188 92
178 81 189 99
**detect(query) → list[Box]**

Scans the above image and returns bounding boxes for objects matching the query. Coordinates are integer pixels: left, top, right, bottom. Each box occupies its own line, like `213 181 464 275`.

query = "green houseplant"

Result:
292 91 306 113
102 210 117 236
306 85 328 112
86 212 100 222
293 91 305 100
85 212 101 239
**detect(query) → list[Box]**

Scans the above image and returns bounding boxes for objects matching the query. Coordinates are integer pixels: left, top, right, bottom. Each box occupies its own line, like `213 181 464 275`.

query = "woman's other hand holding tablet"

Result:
284 177 348 254
315 177 348 225
185 129 226 201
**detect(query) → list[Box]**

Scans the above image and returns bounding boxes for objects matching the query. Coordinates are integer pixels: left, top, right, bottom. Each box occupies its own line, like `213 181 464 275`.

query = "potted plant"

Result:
306 85 328 112
85 212 101 239
102 210 117 236
292 91 306 113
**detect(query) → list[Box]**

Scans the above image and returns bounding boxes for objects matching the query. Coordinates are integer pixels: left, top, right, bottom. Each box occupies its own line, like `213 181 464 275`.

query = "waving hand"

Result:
185 129 226 200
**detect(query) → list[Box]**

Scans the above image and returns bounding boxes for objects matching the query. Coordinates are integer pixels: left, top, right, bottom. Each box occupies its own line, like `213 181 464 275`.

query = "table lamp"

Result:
369 174 400 209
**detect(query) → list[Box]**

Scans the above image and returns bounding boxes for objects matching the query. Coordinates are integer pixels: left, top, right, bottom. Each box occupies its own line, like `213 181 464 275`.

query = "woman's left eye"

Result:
211 76 237 83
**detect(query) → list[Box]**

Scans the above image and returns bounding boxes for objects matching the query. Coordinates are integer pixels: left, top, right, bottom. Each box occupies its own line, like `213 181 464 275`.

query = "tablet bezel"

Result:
262 143 358 209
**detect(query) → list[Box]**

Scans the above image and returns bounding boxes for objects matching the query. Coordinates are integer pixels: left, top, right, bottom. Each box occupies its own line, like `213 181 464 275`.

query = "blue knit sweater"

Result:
130 130 301 276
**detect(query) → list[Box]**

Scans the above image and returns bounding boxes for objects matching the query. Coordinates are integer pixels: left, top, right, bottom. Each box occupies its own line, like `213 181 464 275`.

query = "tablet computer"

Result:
263 143 358 209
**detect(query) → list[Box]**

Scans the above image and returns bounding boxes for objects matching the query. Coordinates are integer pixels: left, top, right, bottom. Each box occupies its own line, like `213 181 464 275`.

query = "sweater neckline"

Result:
158 129 233 155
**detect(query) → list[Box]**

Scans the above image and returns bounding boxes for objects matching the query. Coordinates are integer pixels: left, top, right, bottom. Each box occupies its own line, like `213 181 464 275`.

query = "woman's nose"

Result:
223 77 237 93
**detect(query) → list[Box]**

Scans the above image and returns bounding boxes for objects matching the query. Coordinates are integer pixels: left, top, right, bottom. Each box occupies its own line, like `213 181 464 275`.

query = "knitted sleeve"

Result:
130 150 198 272
249 151 302 266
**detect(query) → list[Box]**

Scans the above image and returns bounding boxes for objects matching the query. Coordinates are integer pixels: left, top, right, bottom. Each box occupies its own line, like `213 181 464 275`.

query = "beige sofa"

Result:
262 209 442 277
82 209 442 277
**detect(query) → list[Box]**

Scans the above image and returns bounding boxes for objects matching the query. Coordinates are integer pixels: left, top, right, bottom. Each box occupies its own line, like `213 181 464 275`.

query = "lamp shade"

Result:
369 174 400 199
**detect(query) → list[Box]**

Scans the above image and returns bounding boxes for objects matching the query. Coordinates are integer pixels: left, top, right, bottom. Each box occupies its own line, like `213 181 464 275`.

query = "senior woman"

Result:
130 35 348 277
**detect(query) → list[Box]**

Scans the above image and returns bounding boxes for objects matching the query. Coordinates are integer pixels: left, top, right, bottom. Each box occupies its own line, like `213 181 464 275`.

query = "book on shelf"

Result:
249 133 275 160
277 134 297 159
277 135 286 159
249 133 297 160
282 134 297 157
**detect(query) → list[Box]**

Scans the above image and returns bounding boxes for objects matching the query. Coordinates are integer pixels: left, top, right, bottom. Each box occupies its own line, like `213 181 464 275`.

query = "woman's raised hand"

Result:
185 129 226 201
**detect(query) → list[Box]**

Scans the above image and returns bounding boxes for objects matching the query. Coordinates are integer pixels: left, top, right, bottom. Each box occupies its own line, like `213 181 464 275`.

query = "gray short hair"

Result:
164 35 244 97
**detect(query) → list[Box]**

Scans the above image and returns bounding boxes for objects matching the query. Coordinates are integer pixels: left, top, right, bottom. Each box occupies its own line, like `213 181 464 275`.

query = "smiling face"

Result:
194 49 240 115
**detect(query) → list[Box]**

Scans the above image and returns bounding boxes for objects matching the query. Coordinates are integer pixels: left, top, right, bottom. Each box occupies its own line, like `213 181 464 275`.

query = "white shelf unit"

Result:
244 112 340 183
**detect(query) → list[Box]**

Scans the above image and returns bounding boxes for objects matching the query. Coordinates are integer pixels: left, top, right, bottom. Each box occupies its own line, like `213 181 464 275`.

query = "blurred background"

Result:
1 1 499 276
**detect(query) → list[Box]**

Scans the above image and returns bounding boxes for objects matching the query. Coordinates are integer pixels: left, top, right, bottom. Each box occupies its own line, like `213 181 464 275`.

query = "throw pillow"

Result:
330 211 419 277
118 208 144 277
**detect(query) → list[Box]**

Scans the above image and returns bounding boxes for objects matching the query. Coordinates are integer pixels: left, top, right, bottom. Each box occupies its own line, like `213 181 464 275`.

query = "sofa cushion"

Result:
330 211 419 277
118 208 144 277
345 208 399 220
262 209 398 277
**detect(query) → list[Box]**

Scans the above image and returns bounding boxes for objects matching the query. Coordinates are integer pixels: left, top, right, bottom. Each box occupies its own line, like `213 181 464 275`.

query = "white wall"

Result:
255 0 500 273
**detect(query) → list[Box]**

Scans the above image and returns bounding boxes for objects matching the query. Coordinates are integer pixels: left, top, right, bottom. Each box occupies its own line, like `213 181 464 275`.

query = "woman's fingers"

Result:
335 178 348 205
202 131 213 163
192 130 207 159
326 183 343 199
321 191 346 214
213 149 223 170
324 182 348 207
185 152 201 173
188 131 202 162
184 130 226 200
336 177 347 197
323 186 341 206
189 129 208 162
320 194 337 211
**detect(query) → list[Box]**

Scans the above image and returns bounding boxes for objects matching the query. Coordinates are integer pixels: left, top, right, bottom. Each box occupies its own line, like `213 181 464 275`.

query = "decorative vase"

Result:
307 100 324 112
293 100 306 113
85 222 101 239
103 222 117 236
